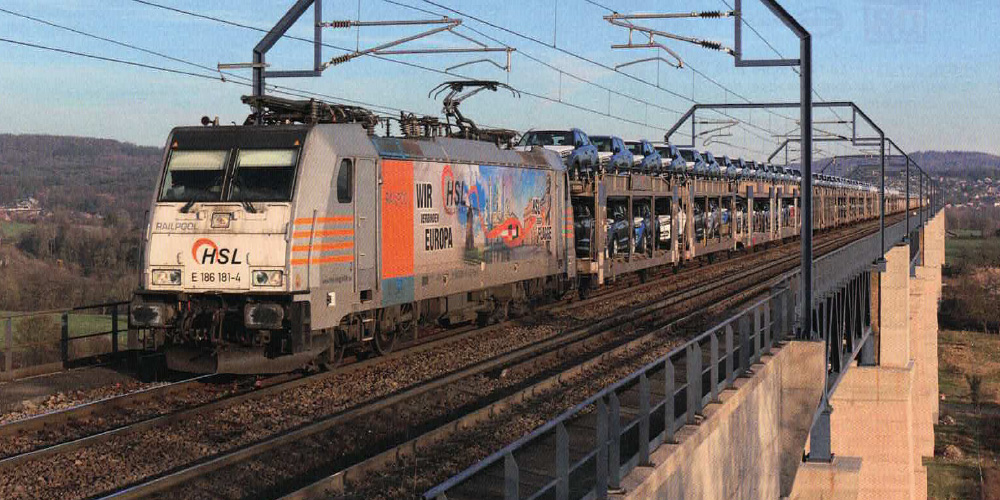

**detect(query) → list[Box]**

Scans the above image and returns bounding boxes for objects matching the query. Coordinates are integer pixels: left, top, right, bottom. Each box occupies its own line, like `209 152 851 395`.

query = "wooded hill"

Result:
0 134 162 218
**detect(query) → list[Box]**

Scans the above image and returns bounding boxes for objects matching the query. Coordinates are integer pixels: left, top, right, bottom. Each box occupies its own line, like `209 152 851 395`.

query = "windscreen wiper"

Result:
242 199 258 214
230 177 258 214
179 199 197 213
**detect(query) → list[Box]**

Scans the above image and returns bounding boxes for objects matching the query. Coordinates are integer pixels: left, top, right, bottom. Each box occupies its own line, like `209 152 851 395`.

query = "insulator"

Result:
325 20 352 28
700 11 723 18
329 53 354 66
403 120 420 137
700 40 723 51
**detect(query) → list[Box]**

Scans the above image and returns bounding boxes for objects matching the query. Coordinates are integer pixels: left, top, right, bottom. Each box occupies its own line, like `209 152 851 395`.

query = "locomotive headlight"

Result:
211 212 232 229
252 270 284 287
151 269 182 285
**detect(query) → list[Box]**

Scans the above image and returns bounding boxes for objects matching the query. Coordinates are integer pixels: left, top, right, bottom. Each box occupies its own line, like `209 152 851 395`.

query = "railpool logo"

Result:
192 238 242 265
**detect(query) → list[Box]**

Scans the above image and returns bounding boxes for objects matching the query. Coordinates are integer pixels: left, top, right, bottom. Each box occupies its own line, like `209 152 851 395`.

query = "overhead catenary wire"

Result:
383 0 781 159
0 36 227 83
381 0 685 116
3 8 661 138
13 0 852 162
577 0 799 123
716 0 848 125
126 0 670 133
583 0 861 160
578 0 864 160
410 0 789 151
126 0 792 148
0 5 428 118
0 31 414 120
380 1 788 153
419 1 858 162
409 0 806 156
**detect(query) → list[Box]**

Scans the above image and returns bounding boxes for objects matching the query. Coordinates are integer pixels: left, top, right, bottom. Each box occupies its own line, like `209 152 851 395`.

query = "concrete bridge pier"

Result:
791 212 944 500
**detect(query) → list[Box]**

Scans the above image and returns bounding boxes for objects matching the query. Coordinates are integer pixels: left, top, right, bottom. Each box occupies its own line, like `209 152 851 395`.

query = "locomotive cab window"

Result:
159 150 229 202
336 159 353 203
228 148 299 202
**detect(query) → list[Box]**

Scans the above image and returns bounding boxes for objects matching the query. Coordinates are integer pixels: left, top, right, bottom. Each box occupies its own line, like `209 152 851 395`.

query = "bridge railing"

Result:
811 210 927 303
0 301 133 381
423 283 796 500
426 207 943 500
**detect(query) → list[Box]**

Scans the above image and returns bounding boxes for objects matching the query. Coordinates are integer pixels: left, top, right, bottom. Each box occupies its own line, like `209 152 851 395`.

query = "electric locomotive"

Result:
131 96 576 373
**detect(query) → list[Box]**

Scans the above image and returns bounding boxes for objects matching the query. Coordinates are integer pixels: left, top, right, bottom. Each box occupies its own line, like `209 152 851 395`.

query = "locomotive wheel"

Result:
373 326 397 356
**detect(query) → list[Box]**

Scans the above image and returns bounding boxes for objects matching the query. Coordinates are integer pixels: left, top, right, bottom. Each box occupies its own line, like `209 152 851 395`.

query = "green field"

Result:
927 330 1000 499
1 309 129 369
1 310 128 342
938 330 1000 406
945 236 1000 268
0 221 33 241
951 229 984 238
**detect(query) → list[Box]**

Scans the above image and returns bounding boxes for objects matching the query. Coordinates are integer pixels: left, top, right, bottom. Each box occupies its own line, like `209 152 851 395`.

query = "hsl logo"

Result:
191 238 243 265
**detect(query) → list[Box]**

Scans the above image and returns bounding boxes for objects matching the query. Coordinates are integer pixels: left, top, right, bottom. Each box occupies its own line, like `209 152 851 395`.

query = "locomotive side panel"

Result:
293 124 380 333
380 159 562 308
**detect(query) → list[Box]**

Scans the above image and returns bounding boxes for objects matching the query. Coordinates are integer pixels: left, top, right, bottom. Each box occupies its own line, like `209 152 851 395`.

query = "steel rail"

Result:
0 374 214 436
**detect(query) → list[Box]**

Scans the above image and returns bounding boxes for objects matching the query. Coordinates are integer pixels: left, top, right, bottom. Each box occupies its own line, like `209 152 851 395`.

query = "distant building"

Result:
0 197 42 217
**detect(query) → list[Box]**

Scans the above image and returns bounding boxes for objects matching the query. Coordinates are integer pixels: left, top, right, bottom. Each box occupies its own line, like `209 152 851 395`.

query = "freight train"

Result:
130 95 918 374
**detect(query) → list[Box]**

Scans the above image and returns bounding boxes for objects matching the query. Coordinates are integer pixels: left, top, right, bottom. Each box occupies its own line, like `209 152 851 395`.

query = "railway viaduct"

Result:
611 212 945 500
428 206 944 500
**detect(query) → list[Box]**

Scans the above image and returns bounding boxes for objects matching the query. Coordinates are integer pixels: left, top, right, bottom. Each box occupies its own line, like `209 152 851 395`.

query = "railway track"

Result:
0 224 806 461
88 223 877 500
0 218 823 438
0 217 893 500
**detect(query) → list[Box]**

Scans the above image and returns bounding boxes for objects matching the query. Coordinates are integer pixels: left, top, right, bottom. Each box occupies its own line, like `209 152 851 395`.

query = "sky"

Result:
0 0 998 161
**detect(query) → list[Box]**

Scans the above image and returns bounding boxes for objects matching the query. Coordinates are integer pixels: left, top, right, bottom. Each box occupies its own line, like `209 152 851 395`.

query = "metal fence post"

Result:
664 358 675 444
638 372 652 466
556 422 568 500
808 402 833 462
609 392 622 491
4 318 12 376
596 397 609 499
61 312 69 365
781 288 791 341
740 315 751 375
709 332 720 403
763 303 772 353
504 452 519 500
724 325 734 388
111 304 119 357
752 307 762 364
686 342 702 424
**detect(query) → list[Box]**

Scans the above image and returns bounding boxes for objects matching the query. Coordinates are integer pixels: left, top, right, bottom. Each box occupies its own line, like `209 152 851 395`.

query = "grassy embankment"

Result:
927 233 1000 499
927 330 1000 500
